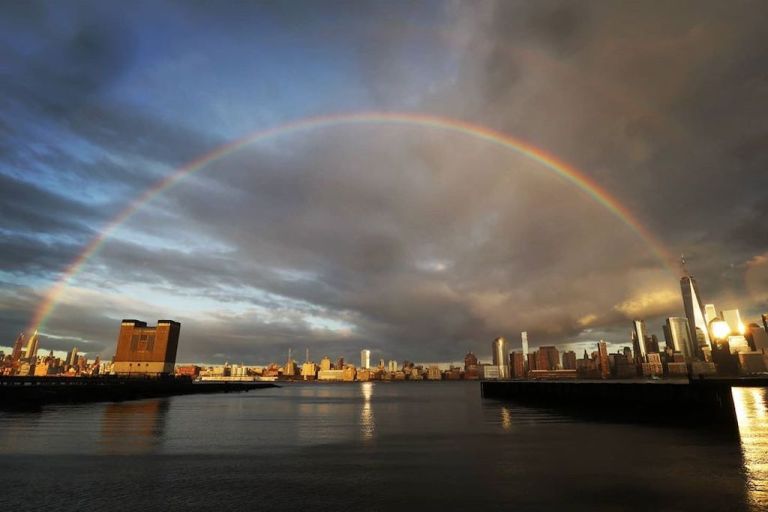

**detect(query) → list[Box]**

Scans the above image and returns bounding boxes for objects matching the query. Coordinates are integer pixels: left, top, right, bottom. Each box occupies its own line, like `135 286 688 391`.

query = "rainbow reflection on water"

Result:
733 387 768 509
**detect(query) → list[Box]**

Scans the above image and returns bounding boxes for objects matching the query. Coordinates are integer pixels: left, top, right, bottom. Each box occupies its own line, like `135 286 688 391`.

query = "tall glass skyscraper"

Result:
665 317 696 361
680 275 711 350
632 319 647 360
492 337 509 379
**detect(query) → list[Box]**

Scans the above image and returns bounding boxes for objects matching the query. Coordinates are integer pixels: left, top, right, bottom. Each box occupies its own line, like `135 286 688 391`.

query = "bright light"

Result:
739 322 746 335
711 320 731 340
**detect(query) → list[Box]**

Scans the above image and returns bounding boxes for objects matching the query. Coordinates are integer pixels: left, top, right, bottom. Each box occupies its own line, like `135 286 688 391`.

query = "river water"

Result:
0 382 765 511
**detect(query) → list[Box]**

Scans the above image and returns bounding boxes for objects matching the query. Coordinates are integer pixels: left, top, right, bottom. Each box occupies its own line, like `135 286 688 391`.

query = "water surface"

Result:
0 382 765 511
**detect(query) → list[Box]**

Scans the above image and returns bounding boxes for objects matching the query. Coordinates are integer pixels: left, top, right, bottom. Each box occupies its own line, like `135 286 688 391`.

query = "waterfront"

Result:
0 382 766 511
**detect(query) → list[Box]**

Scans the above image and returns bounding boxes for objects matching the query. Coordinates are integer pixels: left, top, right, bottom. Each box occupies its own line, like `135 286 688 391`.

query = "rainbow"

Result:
29 111 674 332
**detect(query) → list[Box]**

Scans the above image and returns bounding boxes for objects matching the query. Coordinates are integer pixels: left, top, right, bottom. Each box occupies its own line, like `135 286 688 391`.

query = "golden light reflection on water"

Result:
733 387 768 509
360 381 375 441
99 399 168 454
500 406 513 431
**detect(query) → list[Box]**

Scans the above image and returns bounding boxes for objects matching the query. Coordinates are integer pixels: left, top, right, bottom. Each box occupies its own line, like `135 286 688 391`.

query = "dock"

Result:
481 377 768 426
0 375 277 408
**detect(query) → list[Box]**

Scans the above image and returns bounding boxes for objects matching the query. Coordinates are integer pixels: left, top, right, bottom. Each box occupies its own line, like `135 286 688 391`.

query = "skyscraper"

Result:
680 275 711 350
25 330 39 361
562 350 577 370
360 349 371 369
66 347 78 367
632 320 647 361
665 317 695 361
11 332 24 361
704 304 719 324
521 332 529 357
721 309 744 335
492 337 509 379
597 341 610 379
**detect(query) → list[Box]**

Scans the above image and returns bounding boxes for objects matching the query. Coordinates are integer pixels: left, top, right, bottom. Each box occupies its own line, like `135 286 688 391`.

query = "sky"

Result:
1 0 767 365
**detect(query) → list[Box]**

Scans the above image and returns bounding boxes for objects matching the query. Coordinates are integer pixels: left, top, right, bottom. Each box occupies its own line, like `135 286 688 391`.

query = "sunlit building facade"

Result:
25 330 39 361
680 275 711 351
665 317 696 361
632 320 647 361
113 320 181 376
491 337 509 379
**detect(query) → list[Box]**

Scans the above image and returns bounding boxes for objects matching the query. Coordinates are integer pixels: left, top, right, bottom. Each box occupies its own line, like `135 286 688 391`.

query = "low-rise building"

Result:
739 352 768 374
317 369 345 381
666 362 688 378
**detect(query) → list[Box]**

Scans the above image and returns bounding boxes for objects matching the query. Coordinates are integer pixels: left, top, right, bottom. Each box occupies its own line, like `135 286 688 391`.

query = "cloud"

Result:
1 1 767 365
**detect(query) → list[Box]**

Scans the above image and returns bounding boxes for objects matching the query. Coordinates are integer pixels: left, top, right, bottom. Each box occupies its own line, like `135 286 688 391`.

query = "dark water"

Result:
0 382 766 511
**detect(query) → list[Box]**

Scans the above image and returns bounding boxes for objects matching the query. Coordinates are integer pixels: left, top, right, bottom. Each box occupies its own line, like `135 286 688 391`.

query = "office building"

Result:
113 319 180 376
665 317 695 361
680 274 711 350
632 320 647 361
704 304 719 325
510 351 526 377
481 365 500 380
360 349 371 370
521 331 529 357
66 347 78 367
320 356 332 371
747 324 768 351
642 353 663 377
597 341 610 379
24 330 40 361
426 366 441 380
562 350 577 370
317 369 345 381
464 352 478 370
536 346 560 371
721 309 745 335
11 332 24 361
727 335 751 354
492 337 509 379
762 313 768 333
387 360 398 373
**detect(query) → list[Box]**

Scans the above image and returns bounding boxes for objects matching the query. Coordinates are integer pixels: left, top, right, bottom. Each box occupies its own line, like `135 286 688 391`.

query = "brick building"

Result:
113 319 181 376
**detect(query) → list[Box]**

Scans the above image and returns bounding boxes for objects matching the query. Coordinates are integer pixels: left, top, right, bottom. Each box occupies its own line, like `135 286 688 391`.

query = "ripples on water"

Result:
0 382 765 511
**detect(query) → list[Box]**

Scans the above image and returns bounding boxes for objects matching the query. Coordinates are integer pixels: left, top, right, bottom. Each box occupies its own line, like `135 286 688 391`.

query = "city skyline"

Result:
1 1 767 365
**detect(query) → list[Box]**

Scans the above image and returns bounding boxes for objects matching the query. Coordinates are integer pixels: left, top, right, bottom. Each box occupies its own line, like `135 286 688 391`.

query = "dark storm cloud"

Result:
2 0 767 363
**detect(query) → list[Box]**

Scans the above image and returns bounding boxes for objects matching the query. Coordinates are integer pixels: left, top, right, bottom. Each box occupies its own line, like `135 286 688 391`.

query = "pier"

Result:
481 377 768 426
0 375 277 408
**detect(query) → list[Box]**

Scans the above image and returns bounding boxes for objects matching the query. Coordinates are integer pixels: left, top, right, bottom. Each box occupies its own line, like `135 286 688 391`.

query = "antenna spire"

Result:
681 254 689 276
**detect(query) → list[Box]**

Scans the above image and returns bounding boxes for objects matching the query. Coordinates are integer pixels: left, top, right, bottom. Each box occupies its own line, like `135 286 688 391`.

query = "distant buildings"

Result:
360 349 371 370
